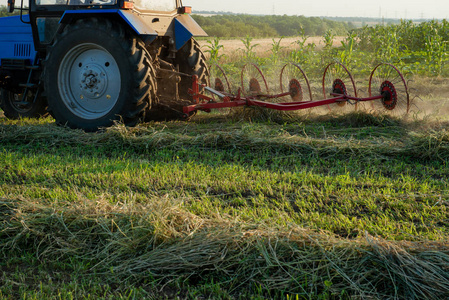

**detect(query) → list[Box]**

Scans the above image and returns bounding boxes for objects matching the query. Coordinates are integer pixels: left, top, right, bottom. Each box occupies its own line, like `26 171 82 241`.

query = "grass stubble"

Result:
0 104 449 298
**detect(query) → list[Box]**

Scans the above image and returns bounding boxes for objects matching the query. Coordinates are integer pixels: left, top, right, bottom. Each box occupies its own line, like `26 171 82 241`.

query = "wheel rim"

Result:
58 43 121 120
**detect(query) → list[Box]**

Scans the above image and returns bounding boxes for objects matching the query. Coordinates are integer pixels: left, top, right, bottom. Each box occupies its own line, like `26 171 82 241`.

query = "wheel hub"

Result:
215 78 224 92
79 65 107 99
249 77 261 95
380 81 397 110
289 79 303 102
332 79 347 107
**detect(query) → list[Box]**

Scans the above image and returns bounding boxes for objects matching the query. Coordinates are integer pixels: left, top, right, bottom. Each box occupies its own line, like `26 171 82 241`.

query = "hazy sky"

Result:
183 0 449 19
1 0 447 19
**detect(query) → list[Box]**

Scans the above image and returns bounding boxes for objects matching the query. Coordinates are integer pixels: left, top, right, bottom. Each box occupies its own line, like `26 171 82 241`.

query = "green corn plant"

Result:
339 32 356 67
270 37 284 65
373 25 400 63
321 29 336 67
204 37 225 65
323 29 335 49
289 27 315 64
424 33 447 75
240 35 259 62
294 27 308 49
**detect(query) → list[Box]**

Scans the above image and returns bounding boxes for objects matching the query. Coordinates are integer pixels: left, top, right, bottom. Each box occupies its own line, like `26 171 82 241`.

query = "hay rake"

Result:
183 62 410 117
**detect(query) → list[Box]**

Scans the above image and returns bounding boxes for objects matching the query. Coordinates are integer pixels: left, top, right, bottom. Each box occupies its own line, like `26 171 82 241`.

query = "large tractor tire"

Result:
176 38 210 99
43 18 156 131
0 88 47 119
146 38 209 121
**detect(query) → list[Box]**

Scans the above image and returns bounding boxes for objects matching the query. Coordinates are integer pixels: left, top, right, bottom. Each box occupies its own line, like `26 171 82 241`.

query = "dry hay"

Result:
1 196 449 299
1 113 449 163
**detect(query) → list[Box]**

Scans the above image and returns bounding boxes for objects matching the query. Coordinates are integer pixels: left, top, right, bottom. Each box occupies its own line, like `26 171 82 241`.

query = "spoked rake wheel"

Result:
241 63 269 98
369 63 410 117
280 63 313 103
210 64 232 95
322 62 358 111
208 64 233 114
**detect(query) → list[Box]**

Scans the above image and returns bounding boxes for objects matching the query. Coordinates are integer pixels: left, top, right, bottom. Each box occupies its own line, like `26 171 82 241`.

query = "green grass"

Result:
1 112 449 299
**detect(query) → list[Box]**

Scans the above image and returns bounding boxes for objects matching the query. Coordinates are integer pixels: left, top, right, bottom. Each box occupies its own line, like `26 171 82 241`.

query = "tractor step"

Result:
19 83 38 88
25 65 40 70
14 101 31 107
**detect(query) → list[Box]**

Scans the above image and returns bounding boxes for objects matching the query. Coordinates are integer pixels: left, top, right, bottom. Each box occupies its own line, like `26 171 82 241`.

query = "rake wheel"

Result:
210 64 232 95
369 63 410 116
241 63 269 97
280 63 312 102
322 62 358 111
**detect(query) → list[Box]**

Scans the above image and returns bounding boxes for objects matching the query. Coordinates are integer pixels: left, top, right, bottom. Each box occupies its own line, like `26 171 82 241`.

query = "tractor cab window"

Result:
37 17 60 43
134 0 177 11
36 0 116 5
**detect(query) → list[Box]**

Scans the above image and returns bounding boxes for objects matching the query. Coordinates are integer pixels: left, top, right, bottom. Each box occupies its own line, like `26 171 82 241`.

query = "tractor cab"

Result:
7 0 205 53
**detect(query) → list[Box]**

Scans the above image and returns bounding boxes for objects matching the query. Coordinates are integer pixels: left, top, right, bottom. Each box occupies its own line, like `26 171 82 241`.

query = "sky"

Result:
183 0 449 19
1 0 448 19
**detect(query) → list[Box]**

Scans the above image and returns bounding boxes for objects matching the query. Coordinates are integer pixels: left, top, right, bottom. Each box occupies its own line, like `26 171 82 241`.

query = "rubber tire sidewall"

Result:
176 38 210 99
45 23 139 131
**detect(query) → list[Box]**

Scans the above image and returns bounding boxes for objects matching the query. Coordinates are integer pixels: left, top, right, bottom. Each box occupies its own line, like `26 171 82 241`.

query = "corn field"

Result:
204 19 449 78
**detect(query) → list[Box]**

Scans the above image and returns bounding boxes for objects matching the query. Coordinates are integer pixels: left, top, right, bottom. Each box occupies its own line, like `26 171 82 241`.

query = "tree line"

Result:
1 7 355 38
192 14 356 38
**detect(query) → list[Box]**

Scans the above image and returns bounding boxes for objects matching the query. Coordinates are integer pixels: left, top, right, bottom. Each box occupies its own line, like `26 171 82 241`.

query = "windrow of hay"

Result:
1 113 449 162
1 197 449 299
228 106 308 123
407 129 449 161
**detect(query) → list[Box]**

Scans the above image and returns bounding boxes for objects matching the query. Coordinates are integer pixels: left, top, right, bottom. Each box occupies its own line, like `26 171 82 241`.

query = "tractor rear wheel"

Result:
0 88 47 119
43 18 156 131
177 38 210 99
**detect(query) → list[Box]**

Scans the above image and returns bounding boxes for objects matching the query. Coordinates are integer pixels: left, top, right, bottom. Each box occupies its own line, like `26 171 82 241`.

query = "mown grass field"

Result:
1 96 449 298
3 19 449 298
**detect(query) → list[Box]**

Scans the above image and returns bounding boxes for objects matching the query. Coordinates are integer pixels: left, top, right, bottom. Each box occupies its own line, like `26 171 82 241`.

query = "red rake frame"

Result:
183 63 408 117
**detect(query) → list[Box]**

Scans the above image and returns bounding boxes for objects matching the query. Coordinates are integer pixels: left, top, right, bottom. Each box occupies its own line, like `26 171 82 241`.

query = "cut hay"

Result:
1 197 449 299
1 114 449 163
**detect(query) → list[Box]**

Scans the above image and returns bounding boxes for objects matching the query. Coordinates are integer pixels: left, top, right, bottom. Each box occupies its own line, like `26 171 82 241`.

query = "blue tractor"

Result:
0 0 209 130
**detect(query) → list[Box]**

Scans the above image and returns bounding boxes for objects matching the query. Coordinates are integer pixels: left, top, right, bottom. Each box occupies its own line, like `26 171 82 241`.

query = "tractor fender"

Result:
174 14 207 50
60 10 158 38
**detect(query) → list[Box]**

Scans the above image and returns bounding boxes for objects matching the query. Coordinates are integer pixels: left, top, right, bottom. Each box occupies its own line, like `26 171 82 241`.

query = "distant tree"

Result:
0 5 22 17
